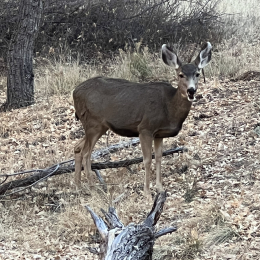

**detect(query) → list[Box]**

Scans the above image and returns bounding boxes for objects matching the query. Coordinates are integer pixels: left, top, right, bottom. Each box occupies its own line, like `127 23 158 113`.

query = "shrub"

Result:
0 0 224 62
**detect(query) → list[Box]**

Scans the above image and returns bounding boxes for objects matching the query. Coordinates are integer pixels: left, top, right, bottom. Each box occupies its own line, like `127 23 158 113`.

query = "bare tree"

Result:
2 0 43 110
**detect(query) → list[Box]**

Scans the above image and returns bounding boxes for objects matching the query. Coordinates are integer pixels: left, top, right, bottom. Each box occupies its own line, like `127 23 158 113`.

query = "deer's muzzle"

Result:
187 88 196 101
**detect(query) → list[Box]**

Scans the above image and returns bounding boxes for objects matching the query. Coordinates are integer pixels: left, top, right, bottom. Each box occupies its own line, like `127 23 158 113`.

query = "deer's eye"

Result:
179 74 184 78
196 73 200 77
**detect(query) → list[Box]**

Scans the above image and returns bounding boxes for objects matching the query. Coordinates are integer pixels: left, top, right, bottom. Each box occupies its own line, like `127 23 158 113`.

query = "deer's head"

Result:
162 42 212 102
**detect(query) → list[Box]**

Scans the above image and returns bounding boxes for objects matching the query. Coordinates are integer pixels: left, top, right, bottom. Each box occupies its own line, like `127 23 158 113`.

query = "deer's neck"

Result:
170 86 192 124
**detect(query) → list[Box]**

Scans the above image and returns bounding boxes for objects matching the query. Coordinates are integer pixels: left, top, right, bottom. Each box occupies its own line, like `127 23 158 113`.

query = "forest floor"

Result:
0 73 260 259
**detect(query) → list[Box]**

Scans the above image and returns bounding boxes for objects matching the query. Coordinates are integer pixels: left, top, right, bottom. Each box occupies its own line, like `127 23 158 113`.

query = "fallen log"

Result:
91 137 140 159
86 191 177 259
0 146 186 195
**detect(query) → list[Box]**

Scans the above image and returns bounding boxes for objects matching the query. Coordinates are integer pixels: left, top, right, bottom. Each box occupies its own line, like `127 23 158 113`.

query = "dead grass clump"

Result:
109 44 174 84
209 40 260 78
57 204 93 244
209 0 260 78
170 228 203 260
179 238 203 260
35 60 79 95
35 57 100 96
168 201 241 259
204 226 239 248
130 51 153 81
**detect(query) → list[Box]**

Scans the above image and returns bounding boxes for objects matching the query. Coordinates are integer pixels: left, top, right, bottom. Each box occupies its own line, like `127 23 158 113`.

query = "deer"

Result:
73 42 212 199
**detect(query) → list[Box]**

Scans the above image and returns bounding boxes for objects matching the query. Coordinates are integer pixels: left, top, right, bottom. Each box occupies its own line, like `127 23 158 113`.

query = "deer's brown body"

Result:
73 42 212 199
74 77 191 139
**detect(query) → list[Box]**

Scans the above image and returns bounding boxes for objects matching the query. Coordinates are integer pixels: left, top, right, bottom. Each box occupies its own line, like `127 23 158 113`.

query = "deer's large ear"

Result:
161 44 182 69
194 42 212 69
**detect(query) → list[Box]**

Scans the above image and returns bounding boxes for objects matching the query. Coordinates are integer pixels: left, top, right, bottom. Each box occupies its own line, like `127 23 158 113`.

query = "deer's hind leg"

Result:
74 137 86 187
81 126 108 186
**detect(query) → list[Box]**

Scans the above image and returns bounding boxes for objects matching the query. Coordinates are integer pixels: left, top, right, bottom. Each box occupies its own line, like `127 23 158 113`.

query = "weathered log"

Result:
86 191 177 260
0 146 186 195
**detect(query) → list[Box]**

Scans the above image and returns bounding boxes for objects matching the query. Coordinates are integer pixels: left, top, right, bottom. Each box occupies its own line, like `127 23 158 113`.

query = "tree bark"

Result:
4 0 43 110
86 191 177 260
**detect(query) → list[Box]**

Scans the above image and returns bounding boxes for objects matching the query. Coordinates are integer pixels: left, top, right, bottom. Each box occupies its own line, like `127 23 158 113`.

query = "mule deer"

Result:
73 42 212 198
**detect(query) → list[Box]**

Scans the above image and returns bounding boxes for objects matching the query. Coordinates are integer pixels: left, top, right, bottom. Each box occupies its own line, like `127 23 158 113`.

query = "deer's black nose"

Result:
187 88 196 95
187 88 196 100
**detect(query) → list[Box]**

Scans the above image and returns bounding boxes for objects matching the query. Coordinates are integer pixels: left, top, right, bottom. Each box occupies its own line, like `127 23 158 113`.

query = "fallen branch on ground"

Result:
0 138 140 179
0 138 140 195
0 146 186 196
86 191 177 259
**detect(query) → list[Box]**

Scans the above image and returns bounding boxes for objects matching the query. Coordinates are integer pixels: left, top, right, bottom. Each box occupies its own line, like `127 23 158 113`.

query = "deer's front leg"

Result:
154 138 164 192
139 132 153 201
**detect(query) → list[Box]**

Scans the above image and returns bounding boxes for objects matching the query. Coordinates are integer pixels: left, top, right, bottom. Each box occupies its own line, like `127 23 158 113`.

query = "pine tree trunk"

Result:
5 0 43 110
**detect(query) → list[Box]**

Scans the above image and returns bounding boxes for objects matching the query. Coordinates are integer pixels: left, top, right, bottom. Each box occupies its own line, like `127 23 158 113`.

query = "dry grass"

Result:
34 57 98 96
211 0 260 78
0 0 260 259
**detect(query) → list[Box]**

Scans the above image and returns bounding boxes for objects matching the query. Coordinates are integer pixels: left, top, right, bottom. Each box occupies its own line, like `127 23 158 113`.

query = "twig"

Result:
94 169 107 193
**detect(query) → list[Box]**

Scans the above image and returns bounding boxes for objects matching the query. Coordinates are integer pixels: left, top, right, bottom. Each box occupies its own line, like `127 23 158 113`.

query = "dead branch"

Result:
86 191 177 259
0 146 185 196
1 165 59 197
0 138 140 179
91 137 140 159
0 137 140 183
94 169 107 192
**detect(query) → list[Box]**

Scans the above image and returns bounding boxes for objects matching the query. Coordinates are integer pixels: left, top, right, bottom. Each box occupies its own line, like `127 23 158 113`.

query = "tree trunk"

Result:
4 0 43 110
86 192 177 260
